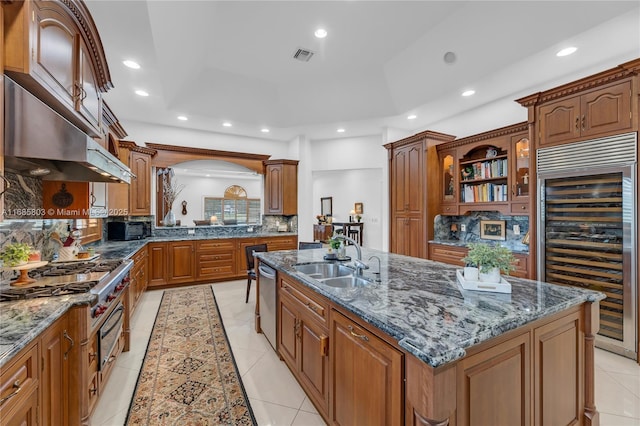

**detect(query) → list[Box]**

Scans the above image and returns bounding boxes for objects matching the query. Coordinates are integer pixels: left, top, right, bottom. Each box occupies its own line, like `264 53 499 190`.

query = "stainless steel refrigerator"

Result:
537 133 637 360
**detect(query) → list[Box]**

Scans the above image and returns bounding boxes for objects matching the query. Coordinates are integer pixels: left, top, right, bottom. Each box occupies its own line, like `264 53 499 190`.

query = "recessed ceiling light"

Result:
123 60 140 69
556 47 577 57
462 90 475 97
407 114 417 120
223 122 232 127
314 28 327 39
261 128 270 133
177 115 188 121
337 128 345 133
135 89 149 97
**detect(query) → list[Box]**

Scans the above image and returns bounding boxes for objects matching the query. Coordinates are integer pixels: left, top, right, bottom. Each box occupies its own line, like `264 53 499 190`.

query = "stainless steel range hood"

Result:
4 76 132 184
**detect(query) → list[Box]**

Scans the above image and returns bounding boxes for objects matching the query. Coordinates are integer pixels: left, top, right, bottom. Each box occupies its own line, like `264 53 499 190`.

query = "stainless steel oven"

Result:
98 302 125 370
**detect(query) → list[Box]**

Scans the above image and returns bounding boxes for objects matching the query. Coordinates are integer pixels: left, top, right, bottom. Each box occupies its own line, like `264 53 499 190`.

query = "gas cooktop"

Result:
0 259 127 302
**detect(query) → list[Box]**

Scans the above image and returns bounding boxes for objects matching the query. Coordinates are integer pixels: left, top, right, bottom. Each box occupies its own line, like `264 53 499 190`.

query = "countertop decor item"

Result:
462 242 515 283
1 243 33 267
456 269 511 294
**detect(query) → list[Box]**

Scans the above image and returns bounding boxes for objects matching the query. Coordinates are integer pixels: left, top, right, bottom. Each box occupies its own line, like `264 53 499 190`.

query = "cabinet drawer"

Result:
428 244 467 266
87 372 99 413
440 205 459 215
264 237 298 251
197 239 235 252
0 342 38 413
510 202 529 214
280 276 328 325
511 254 529 279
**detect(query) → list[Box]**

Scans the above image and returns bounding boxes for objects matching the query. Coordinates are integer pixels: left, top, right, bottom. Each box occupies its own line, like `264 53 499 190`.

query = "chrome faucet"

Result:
335 235 369 276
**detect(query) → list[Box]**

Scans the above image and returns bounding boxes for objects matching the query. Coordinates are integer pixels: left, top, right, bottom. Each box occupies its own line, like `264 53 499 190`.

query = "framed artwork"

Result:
321 197 333 216
354 202 363 215
480 220 506 240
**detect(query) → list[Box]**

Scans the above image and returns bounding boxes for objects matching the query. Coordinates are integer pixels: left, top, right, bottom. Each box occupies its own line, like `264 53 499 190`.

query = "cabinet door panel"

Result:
406 144 423 214
456 332 530 426
168 242 195 283
331 311 403 426
539 97 580 146
77 43 101 130
129 152 151 215
582 81 632 137
34 7 76 109
392 149 408 214
148 243 168 287
265 164 283 214
299 318 329 415
278 295 298 369
41 318 67 426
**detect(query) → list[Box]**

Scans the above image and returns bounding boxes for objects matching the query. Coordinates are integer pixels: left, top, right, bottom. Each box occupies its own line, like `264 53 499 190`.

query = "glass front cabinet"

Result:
439 149 458 215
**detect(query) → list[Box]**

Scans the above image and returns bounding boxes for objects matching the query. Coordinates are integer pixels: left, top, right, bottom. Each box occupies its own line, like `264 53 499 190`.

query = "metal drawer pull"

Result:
0 380 22 404
305 302 318 313
347 325 369 341
89 386 97 395
64 330 74 360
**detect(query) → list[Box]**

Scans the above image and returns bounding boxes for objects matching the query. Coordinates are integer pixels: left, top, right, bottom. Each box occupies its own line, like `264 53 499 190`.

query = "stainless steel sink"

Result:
318 276 371 288
293 263 354 279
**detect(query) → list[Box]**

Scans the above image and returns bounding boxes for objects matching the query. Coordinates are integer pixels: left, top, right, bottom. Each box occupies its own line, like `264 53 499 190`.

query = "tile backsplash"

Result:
434 211 530 253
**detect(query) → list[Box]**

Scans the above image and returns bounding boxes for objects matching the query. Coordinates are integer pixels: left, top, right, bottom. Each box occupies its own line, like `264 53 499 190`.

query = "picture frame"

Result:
321 197 333 217
480 220 506 240
354 202 363 215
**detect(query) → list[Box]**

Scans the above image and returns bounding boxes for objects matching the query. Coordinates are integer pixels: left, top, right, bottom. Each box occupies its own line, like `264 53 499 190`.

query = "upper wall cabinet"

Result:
538 81 632 147
517 59 640 149
108 141 156 216
3 0 112 138
264 160 299 216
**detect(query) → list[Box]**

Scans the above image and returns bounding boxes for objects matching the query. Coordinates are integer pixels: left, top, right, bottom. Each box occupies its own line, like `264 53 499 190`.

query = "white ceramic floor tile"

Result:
299 396 320 414
242 350 306 409
91 365 140 423
225 322 275 352
595 348 640 376
232 346 269 376
596 368 640 418
600 412 640 426
292 410 327 426
248 398 298 426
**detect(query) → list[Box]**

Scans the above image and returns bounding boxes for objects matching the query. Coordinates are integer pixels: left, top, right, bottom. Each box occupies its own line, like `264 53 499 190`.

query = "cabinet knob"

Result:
521 205 526 210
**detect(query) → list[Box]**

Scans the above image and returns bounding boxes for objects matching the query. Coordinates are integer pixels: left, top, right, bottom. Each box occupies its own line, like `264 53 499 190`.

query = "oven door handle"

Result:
100 305 125 338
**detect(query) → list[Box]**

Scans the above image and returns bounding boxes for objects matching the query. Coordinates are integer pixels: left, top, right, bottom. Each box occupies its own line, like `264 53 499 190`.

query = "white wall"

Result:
170 168 262 226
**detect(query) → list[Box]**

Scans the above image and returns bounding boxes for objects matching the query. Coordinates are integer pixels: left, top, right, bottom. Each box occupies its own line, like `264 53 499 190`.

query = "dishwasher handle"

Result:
258 265 276 280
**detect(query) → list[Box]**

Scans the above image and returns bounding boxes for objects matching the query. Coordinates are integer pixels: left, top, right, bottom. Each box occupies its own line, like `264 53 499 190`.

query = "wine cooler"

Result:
538 133 637 360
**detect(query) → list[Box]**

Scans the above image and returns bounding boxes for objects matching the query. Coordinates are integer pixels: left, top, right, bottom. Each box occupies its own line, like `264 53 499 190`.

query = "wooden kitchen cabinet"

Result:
262 235 298 252
313 224 333 242
129 246 148 314
263 159 298 215
330 309 403 426
386 131 455 258
429 242 530 279
40 315 69 426
108 142 155 216
439 148 458 215
3 0 111 137
538 80 632 147
0 4 5 224
147 242 168 288
0 342 39 426
278 275 330 417
236 238 258 276
196 239 236 281
168 241 195 284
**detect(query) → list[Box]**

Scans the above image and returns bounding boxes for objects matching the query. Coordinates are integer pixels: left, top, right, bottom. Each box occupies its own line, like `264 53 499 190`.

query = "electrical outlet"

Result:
187 229 195 235
513 224 520 235
247 227 253 232
460 224 466 232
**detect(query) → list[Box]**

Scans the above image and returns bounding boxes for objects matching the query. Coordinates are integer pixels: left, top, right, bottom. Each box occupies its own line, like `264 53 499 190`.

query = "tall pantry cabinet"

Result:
385 131 455 258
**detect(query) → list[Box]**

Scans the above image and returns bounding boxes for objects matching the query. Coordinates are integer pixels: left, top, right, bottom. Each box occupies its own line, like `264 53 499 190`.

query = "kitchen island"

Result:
256 247 605 426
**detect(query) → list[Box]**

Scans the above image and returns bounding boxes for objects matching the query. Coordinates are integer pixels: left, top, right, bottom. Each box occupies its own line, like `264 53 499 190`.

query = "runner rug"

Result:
126 286 256 425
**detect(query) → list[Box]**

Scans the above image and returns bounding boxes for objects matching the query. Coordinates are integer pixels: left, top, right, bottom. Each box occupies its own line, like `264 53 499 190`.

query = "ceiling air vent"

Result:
293 48 315 62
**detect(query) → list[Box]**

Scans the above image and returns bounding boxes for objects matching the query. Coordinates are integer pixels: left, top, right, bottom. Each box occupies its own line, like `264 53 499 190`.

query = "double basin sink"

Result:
293 262 370 288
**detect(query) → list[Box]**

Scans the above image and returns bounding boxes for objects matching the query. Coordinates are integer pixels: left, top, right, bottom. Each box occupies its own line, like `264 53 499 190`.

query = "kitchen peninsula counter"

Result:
257 248 605 424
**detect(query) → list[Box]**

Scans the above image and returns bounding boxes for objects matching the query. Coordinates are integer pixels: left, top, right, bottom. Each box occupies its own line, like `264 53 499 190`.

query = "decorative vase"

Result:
463 266 479 281
164 210 177 227
479 267 501 283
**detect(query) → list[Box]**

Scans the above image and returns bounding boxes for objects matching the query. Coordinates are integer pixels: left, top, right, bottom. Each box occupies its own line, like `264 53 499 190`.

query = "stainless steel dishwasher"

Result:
258 262 277 351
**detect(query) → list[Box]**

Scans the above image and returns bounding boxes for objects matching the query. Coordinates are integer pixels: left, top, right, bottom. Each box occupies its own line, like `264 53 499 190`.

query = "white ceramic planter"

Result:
463 266 479 281
479 267 501 283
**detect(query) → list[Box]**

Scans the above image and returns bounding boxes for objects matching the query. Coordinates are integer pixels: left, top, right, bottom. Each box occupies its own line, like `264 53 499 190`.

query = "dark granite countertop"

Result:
429 239 530 255
256 248 603 368
0 294 95 368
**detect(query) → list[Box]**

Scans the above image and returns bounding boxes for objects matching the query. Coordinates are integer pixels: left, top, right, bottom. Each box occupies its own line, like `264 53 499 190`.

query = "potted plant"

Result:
462 242 515 283
1 243 33 267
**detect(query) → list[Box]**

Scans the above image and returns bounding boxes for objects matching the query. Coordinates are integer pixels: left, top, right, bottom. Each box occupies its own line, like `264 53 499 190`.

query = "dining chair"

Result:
299 241 323 250
245 243 268 303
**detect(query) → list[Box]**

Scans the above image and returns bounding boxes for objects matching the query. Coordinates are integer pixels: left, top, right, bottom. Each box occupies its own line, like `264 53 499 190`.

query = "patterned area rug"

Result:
126 286 256 425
